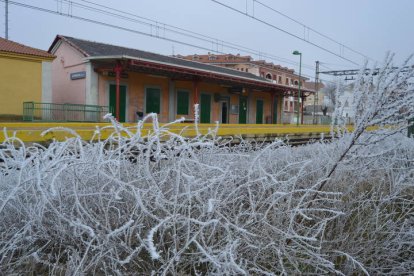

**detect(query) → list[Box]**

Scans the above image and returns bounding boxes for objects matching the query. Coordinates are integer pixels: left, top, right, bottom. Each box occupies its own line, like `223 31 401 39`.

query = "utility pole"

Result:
292 50 302 126
313 61 320 124
5 0 9 39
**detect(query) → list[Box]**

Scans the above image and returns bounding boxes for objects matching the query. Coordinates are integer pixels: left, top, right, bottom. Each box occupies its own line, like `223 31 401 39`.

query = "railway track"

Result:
0 122 334 146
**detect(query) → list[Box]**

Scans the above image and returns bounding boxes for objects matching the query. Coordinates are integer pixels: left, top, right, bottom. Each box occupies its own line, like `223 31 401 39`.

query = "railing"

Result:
409 119 414 137
23 102 113 122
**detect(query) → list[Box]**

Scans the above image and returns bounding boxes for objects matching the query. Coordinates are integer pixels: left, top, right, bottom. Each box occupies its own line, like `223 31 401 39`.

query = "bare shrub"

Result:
0 56 413 275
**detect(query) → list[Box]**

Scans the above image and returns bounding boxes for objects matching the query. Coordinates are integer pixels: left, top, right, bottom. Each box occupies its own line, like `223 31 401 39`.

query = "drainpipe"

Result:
193 80 199 116
114 61 122 121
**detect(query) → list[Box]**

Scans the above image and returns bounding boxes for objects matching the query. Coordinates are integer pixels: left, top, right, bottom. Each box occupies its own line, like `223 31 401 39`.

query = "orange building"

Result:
178 53 305 84
49 36 313 124
177 53 309 123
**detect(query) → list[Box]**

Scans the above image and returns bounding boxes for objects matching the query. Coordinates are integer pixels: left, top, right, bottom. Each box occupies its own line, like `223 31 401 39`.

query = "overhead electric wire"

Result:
210 0 361 66
3 0 225 53
5 0 320 79
320 62 357 68
13 1 337 86
253 0 375 62
59 0 315 71
319 63 334 71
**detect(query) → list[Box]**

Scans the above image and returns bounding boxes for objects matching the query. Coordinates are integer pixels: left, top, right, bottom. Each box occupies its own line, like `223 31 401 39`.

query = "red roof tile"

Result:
0 37 55 59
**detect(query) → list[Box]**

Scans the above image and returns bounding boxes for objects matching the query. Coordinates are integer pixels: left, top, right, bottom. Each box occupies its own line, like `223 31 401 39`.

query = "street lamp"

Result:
292 50 302 126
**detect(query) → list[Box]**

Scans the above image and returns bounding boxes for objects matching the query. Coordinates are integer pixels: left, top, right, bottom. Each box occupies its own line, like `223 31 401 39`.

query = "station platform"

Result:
0 122 334 144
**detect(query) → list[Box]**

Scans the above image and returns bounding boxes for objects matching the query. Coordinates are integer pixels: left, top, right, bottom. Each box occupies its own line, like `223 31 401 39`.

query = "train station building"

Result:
49 35 313 123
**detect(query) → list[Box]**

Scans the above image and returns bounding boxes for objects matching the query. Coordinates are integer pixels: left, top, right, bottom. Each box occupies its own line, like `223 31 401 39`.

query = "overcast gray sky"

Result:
2 0 414 82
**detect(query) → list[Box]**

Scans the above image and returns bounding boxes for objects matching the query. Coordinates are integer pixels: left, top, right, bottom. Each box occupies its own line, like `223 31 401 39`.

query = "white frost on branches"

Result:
0 56 413 275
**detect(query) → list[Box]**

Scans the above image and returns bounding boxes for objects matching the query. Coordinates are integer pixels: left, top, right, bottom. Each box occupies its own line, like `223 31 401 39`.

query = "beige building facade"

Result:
177 53 310 123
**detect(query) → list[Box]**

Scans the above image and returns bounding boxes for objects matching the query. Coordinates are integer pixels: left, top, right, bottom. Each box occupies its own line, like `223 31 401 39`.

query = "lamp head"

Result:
292 50 301 55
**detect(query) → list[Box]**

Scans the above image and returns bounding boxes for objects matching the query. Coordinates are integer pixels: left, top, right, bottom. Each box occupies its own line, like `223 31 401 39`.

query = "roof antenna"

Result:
172 45 175 56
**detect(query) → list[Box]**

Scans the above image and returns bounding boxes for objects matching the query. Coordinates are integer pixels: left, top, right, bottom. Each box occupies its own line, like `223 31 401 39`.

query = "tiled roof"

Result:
54 35 271 83
0 37 55 59
178 54 297 75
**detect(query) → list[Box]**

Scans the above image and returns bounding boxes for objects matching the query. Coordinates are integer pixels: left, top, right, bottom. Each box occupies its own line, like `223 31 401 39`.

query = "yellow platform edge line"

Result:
1 123 349 143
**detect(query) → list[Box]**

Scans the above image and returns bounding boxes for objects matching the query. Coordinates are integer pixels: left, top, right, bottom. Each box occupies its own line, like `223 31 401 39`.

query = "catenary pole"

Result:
292 51 302 126
313 61 320 124
5 0 8 39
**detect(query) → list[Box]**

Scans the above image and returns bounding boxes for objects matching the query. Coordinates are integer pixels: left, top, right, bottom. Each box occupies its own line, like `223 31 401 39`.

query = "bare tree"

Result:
322 82 337 106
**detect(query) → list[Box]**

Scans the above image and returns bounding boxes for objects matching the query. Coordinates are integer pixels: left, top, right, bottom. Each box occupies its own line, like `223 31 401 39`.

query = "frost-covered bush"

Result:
0 56 413 275
1 119 413 275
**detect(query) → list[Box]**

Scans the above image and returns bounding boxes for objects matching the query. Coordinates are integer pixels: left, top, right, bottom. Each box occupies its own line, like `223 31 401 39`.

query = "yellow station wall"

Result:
0 55 43 117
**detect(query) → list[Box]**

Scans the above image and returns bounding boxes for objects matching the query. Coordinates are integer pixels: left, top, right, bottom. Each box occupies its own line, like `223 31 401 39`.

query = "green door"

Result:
146 87 161 114
109 84 127 122
177 90 189 115
239 96 247 124
272 97 278 124
256 99 264 124
200 94 211 123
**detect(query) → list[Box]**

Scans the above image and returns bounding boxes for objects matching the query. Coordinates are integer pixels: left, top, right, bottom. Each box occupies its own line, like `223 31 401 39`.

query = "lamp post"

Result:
292 50 302 126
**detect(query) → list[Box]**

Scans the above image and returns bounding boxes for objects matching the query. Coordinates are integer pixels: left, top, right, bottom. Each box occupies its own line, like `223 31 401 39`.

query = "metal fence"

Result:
282 113 333 125
23 102 112 122
409 119 414 137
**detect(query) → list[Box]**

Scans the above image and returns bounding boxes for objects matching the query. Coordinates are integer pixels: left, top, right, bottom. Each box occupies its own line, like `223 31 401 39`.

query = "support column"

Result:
114 62 122 121
193 80 199 120
271 92 275 124
193 80 199 106
168 79 175 122
247 88 253 124
85 62 98 106
301 96 304 124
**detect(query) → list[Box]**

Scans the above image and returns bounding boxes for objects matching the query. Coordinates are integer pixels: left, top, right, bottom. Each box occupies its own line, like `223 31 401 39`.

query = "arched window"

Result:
265 73 272 80
294 80 299 85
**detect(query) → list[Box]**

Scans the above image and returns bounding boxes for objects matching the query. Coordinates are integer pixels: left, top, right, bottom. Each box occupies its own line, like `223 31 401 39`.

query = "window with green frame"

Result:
176 90 189 115
146 87 161 114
